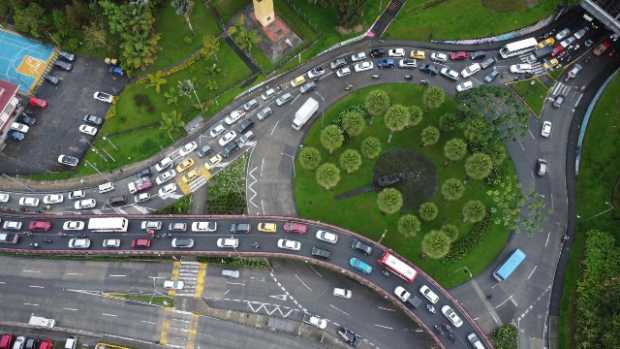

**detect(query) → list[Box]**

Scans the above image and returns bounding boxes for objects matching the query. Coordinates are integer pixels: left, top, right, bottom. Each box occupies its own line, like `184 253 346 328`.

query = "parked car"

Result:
336 66 352 78
44 75 60 85
176 158 194 173
158 183 177 197
419 64 438 75
59 51 76 62
103 239 121 248
179 141 198 157
275 92 293 106
224 109 245 125
351 239 373 255
593 39 611 56
330 57 347 70
0 192 9 203
17 113 36 126
68 190 84 200
7 130 25 141
461 63 481 78
299 81 316 94
467 333 486 349
398 58 416 69
196 145 212 158
388 48 405 57
243 98 259 111
53 60 72 71
209 123 226 138
369 48 385 58
62 221 85 231
350 51 367 62
536 158 548 176
555 28 571 41
394 286 412 302
290 75 306 87
236 119 254 134
168 222 187 232
333 288 352 299
257 222 277 233
257 106 273 120
155 169 176 185
470 51 486 60
311 246 331 259
307 66 326 79
222 269 240 278
229 223 251 234
3 221 22 231
10 122 29 134
567 63 583 79
510 63 532 74
78 124 98 136
337 327 359 346
353 61 373 72
83 114 103 126
218 130 237 146
419 285 440 304
261 88 276 100
376 58 395 69
205 154 223 169
440 67 459 81
456 80 474 92
93 91 114 103
484 70 499 83
57 154 79 167
410 49 426 60
441 305 463 328
480 57 496 69
303 314 327 330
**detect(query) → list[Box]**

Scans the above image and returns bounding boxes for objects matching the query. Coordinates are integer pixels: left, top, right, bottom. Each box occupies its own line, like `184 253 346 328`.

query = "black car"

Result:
469 51 486 60
83 114 103 126
337 327 359 346
419 64 438 76
484 70 499 83
311 246 331 259
24 337 39 349
480 57 496 70
222 142 239 158
59 51 76 62
108 195 127 207
351 239 373 255
44 74 60 85
230 223 251 234
136 167 152 178
196 145 212 158
7 130 25 141
369 48 386 58
17 113 36 126
236 119 254 134
54 60 73 71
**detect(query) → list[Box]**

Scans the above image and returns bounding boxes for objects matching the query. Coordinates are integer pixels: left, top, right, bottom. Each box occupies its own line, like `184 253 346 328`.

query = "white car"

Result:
243 98 259 111
555 28 571 41
155 169 176 185
10 122 30 133
224 109 245 125
261 88 276 100
315 230 338 244
179 141 197 157
388 48 405 57
63 221 85 231
350 51 367 62
74 198 96 210
398 58 416 69
277 238 301 251
441 305 463 328
163 280 185 290
134 192 151 203
191 221 217 232
93 91 114 103
353 61 373 72
430 52 449 63
467 333 486 349
541 121 552 138
275 93 293 106
456 80 474 92
18 197 39 207
336 66 352 78
102 239 121 248
0 192 9 203
210 123 226 138
304 315 328 330
216 237 239 249
43 193 64 205
333 288 352 299
78 124 98 136
419 285 440 304
510 63 532 74
461 63 481 78
158 183 177 197
394 286 411 302
440 67 459 81
307 66 326 79
218 130 237 146
68 238 91 249
155 157 173 172
3 221 22 230
68 190 84 200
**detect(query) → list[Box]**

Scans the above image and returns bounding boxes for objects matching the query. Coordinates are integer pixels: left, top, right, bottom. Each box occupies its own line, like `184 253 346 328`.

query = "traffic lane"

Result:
1 215 486 349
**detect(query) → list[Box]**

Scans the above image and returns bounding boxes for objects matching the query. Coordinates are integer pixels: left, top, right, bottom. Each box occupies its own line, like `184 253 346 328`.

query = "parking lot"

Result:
0 56 127 175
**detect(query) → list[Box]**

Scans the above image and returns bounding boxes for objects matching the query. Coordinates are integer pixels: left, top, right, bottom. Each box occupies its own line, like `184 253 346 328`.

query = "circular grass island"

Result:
294 83 521 287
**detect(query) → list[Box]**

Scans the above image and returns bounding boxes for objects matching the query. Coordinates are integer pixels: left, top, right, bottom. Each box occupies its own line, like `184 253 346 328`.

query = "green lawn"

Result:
294 83 516 287
149 2 221 72
558 74 620 349
107 293 174 307
212 0 250 23
511 78 549 116
385 0 560 41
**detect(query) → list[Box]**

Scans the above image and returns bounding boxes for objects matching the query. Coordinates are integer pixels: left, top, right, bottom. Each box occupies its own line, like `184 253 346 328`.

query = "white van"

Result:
98 182 114 194
64 337 77 349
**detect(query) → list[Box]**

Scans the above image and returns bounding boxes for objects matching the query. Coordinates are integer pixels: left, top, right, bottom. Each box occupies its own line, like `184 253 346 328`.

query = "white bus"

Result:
87 217 129 232
499 37 538 59
292 97 319 131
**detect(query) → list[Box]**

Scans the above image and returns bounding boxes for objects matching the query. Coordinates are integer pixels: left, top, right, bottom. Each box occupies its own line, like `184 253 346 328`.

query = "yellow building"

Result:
253 0 275 27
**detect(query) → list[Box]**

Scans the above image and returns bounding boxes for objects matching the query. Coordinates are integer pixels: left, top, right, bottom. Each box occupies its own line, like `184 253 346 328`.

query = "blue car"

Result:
7 130 25 141
349 257 373 274
376 58 395 69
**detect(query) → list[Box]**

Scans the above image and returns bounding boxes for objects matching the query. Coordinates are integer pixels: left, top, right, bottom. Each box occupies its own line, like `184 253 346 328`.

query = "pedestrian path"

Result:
368 0 407 37
158 308 199 349
172 261 207 298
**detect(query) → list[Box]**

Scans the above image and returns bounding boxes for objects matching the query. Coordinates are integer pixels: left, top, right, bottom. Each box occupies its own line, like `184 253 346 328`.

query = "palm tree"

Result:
171 0 194 32
178 79 204 111
201 34 220 61
146 71 167 94
160 110 185 141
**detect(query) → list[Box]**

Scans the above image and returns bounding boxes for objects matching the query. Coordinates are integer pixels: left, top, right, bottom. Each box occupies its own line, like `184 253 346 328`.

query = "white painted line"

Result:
517 140 525 152
527 265 538 280
22 269 40 273
23 303 39 307
260 158 265 177
223 289 230 297
102 313 118 317
329 304 351 317
510 296 519 307
545 232 551 247
0 281 6 285
28 285 44 289
108 274 127 277
377 306 395 312
495 296 512 309
63 307 79 311
374 324 394 330
270 120 280 136
528 129 535 140
66 272 83 276
489 311 500 325
308 265 323 278
225 281 246 286
141 320 156 325
294 273 312 291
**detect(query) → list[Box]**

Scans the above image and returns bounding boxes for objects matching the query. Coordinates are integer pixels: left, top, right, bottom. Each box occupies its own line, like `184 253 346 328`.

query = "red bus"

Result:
378 252 417 283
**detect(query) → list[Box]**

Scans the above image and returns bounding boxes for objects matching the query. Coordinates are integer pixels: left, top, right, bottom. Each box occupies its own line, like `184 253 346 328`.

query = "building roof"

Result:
0 80 19 113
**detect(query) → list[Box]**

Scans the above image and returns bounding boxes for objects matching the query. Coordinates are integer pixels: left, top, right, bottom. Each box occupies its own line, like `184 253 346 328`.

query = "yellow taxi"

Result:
257 222 277 233
182 169 199 184
410 50 426 60
204 154 223 170
176 158 194 173
290 75 306 88
543 58 559 70
537 37 555 48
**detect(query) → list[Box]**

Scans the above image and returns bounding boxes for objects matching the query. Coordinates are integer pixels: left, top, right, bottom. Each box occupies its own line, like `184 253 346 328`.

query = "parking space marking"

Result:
294 273 312 292
527 265 538 280
329 304 351 317
374 324 394 330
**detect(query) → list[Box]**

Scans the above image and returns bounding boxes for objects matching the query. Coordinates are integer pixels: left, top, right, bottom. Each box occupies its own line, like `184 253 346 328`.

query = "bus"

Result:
377 252 417 283
87 217 129 232
493 249 526 281
499 38 538 59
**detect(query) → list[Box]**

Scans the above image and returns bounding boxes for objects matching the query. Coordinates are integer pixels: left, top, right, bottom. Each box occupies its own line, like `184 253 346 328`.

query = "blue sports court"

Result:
0 28 54 93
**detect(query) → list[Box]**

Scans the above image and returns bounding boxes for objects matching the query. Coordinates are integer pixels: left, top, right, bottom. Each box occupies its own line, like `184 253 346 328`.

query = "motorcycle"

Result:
344 84 353 91
370 74 380 79
426 304 436 314
251 241 261 249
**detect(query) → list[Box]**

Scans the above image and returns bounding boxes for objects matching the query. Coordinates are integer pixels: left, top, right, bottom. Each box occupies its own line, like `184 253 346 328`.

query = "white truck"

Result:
292 97 319 131
28 315 55 328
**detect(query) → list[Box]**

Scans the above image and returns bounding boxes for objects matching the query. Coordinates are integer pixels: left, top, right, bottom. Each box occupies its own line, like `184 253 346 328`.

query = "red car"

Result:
593 39 611 56
29 96 48 109
551 44 564 57
0 334 14 349
283 222 308 234
449 51 467 61
131 238 152 249
38 339 53 349
29 220 52 232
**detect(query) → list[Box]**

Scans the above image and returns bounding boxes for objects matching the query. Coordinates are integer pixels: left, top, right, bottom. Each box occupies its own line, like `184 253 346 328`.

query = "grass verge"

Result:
511 78 549 116
207 153 247 214
558 73 620 349
294 83 517 287
106 292 174 307
385 0 560 41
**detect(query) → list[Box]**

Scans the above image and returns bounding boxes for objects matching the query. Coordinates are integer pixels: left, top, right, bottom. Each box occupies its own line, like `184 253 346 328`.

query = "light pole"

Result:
102 136 118 151
584 201 615 221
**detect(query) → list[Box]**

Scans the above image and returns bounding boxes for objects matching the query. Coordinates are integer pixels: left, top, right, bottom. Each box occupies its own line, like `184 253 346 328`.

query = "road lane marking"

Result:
63 307 79 311
545 232 551 247
377 306 395 312
270 120 280 136
528 129 535 140
374 324 394 330
66 272 83 276
28 285 44 289
308 265 323 278
109 274 127 277
0 281 6 285
294 273 312 291
527 265 538 280
225 281 246 286
22 269 40 273
194 263 207 299
329 304 351 317
223 289 230 297
102 313 118 317
141 320 156 325
23 303 39 307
